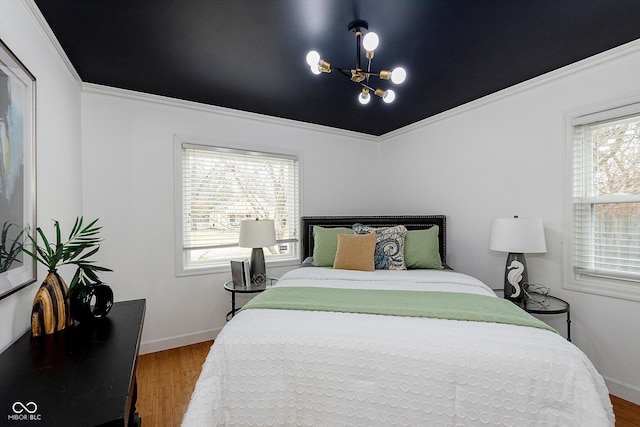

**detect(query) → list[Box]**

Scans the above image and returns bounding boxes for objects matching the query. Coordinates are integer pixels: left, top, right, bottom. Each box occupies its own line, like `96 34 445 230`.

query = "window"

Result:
176 138 300 274
566 103 640 299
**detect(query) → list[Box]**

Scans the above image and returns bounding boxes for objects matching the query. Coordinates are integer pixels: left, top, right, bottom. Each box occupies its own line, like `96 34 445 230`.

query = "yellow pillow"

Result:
333 233 376 271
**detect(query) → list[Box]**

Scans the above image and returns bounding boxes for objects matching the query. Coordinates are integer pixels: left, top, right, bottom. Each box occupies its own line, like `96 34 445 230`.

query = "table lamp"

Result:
489 216 547 302
239 218 277 285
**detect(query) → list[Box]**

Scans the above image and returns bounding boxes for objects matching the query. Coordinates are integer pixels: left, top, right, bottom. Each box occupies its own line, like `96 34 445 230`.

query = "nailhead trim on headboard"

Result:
300 215 447 265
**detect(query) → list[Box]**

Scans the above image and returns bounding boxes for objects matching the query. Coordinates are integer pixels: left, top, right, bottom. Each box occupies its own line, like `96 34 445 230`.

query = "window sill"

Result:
563 274 640 303
176 257 301 278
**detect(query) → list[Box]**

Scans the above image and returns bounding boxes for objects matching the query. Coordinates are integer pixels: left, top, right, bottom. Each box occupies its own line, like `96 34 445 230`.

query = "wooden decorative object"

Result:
31 270 73 336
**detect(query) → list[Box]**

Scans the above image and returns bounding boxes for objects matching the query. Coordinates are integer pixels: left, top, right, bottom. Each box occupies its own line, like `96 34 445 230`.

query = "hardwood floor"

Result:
612 395 640 427
137 341 212 426
137 341 640 427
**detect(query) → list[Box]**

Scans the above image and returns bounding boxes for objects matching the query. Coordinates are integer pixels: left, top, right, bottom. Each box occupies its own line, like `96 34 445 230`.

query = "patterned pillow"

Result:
352 224 407 270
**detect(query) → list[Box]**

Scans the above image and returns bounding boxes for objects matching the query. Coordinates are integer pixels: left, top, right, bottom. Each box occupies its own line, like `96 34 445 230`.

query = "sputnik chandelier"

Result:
305 20 407 105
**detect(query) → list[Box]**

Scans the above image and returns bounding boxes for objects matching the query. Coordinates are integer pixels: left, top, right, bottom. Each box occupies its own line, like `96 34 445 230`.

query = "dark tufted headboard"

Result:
300 215 447 265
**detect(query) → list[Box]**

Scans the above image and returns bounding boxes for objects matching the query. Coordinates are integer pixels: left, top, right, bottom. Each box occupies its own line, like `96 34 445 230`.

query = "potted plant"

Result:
23 217 112 336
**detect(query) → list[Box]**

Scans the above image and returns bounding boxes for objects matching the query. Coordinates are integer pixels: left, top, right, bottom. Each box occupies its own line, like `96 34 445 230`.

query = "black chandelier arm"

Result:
334 67 351 78
357 81 376 92
332 67 383 79
332 68 376 92
355 30 362 70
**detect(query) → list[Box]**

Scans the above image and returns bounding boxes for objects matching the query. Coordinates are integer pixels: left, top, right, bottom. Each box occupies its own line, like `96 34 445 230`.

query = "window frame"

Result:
174 135 302 276
563 99 640 301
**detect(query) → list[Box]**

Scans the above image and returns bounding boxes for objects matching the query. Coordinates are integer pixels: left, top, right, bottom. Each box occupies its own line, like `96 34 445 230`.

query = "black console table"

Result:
0 299 146 426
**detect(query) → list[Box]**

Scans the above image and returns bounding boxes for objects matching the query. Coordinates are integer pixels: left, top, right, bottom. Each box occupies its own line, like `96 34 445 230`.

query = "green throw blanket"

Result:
243 286 557 333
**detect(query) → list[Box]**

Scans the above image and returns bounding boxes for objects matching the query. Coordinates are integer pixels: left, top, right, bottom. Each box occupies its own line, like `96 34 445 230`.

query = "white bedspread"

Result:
183 268 614 426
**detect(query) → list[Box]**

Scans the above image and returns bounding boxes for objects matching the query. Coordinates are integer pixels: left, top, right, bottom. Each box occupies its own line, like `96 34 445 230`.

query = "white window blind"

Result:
181 143 299 267
572 111 640 282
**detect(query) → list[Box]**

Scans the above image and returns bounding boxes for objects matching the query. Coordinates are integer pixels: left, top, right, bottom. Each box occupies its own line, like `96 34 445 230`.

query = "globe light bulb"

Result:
310 65 322 75
358 89 371 105
306 50 320 67
362 32 379 52
390 67 407 84
382 89 396 103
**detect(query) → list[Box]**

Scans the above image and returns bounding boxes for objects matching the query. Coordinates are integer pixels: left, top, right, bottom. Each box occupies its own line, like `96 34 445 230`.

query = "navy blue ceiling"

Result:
34 0 640 136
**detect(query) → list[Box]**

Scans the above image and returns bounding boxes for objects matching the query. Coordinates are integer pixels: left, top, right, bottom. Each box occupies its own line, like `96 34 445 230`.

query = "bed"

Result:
183 215 614 426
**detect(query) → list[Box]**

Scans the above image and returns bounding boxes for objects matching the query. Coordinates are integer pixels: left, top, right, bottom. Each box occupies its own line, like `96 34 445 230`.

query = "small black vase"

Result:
70 284 114 322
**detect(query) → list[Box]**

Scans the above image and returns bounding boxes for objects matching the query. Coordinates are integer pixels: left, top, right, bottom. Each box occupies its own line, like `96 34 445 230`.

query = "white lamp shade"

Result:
239 219 277 248
489 217 547 253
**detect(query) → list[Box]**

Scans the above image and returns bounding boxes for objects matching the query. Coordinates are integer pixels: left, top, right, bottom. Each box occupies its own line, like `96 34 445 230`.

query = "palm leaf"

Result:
69 217 82 239
68 268 82 296
23 217 112 294
54 220 61 248
77 246 100 260
36 227 51 257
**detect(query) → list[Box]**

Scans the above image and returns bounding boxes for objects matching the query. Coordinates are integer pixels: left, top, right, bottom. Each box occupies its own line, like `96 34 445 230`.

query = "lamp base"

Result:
503 252 528 303
249 247 266 285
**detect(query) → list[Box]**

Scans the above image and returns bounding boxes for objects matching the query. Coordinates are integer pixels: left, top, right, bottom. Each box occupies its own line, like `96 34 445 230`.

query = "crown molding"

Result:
24 0 640 144
81 83 379 143
23 0 83 89
380 38 640 142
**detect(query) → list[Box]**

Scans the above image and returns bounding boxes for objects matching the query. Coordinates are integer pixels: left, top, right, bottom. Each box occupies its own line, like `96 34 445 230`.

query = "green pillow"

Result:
312 226 355 267
404 226 443 269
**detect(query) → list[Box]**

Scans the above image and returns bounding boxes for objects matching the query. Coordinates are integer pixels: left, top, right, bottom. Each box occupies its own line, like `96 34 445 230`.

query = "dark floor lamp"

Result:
489 216 547 302
239 219 277 285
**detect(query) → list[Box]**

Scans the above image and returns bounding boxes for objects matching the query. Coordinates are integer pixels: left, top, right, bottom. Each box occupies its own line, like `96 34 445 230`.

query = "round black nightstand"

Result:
493 289 571 341
224 277 277 320
517 294 571 341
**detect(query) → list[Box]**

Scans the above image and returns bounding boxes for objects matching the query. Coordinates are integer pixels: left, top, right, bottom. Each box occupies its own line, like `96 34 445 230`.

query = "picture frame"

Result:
230 260 244 287
230 259 250 287
0 39 37 300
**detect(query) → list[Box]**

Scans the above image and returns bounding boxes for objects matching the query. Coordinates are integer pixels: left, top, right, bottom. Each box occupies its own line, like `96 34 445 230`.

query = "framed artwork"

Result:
0 39 36 300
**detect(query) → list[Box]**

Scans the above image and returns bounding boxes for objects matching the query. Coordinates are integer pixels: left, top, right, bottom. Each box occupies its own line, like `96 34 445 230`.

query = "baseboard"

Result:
139 327 222 355
605 375 640 406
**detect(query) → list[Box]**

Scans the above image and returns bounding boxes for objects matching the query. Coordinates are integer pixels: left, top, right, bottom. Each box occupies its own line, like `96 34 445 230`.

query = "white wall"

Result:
0 0 83 352
80 89 381 353
380 42 640 404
